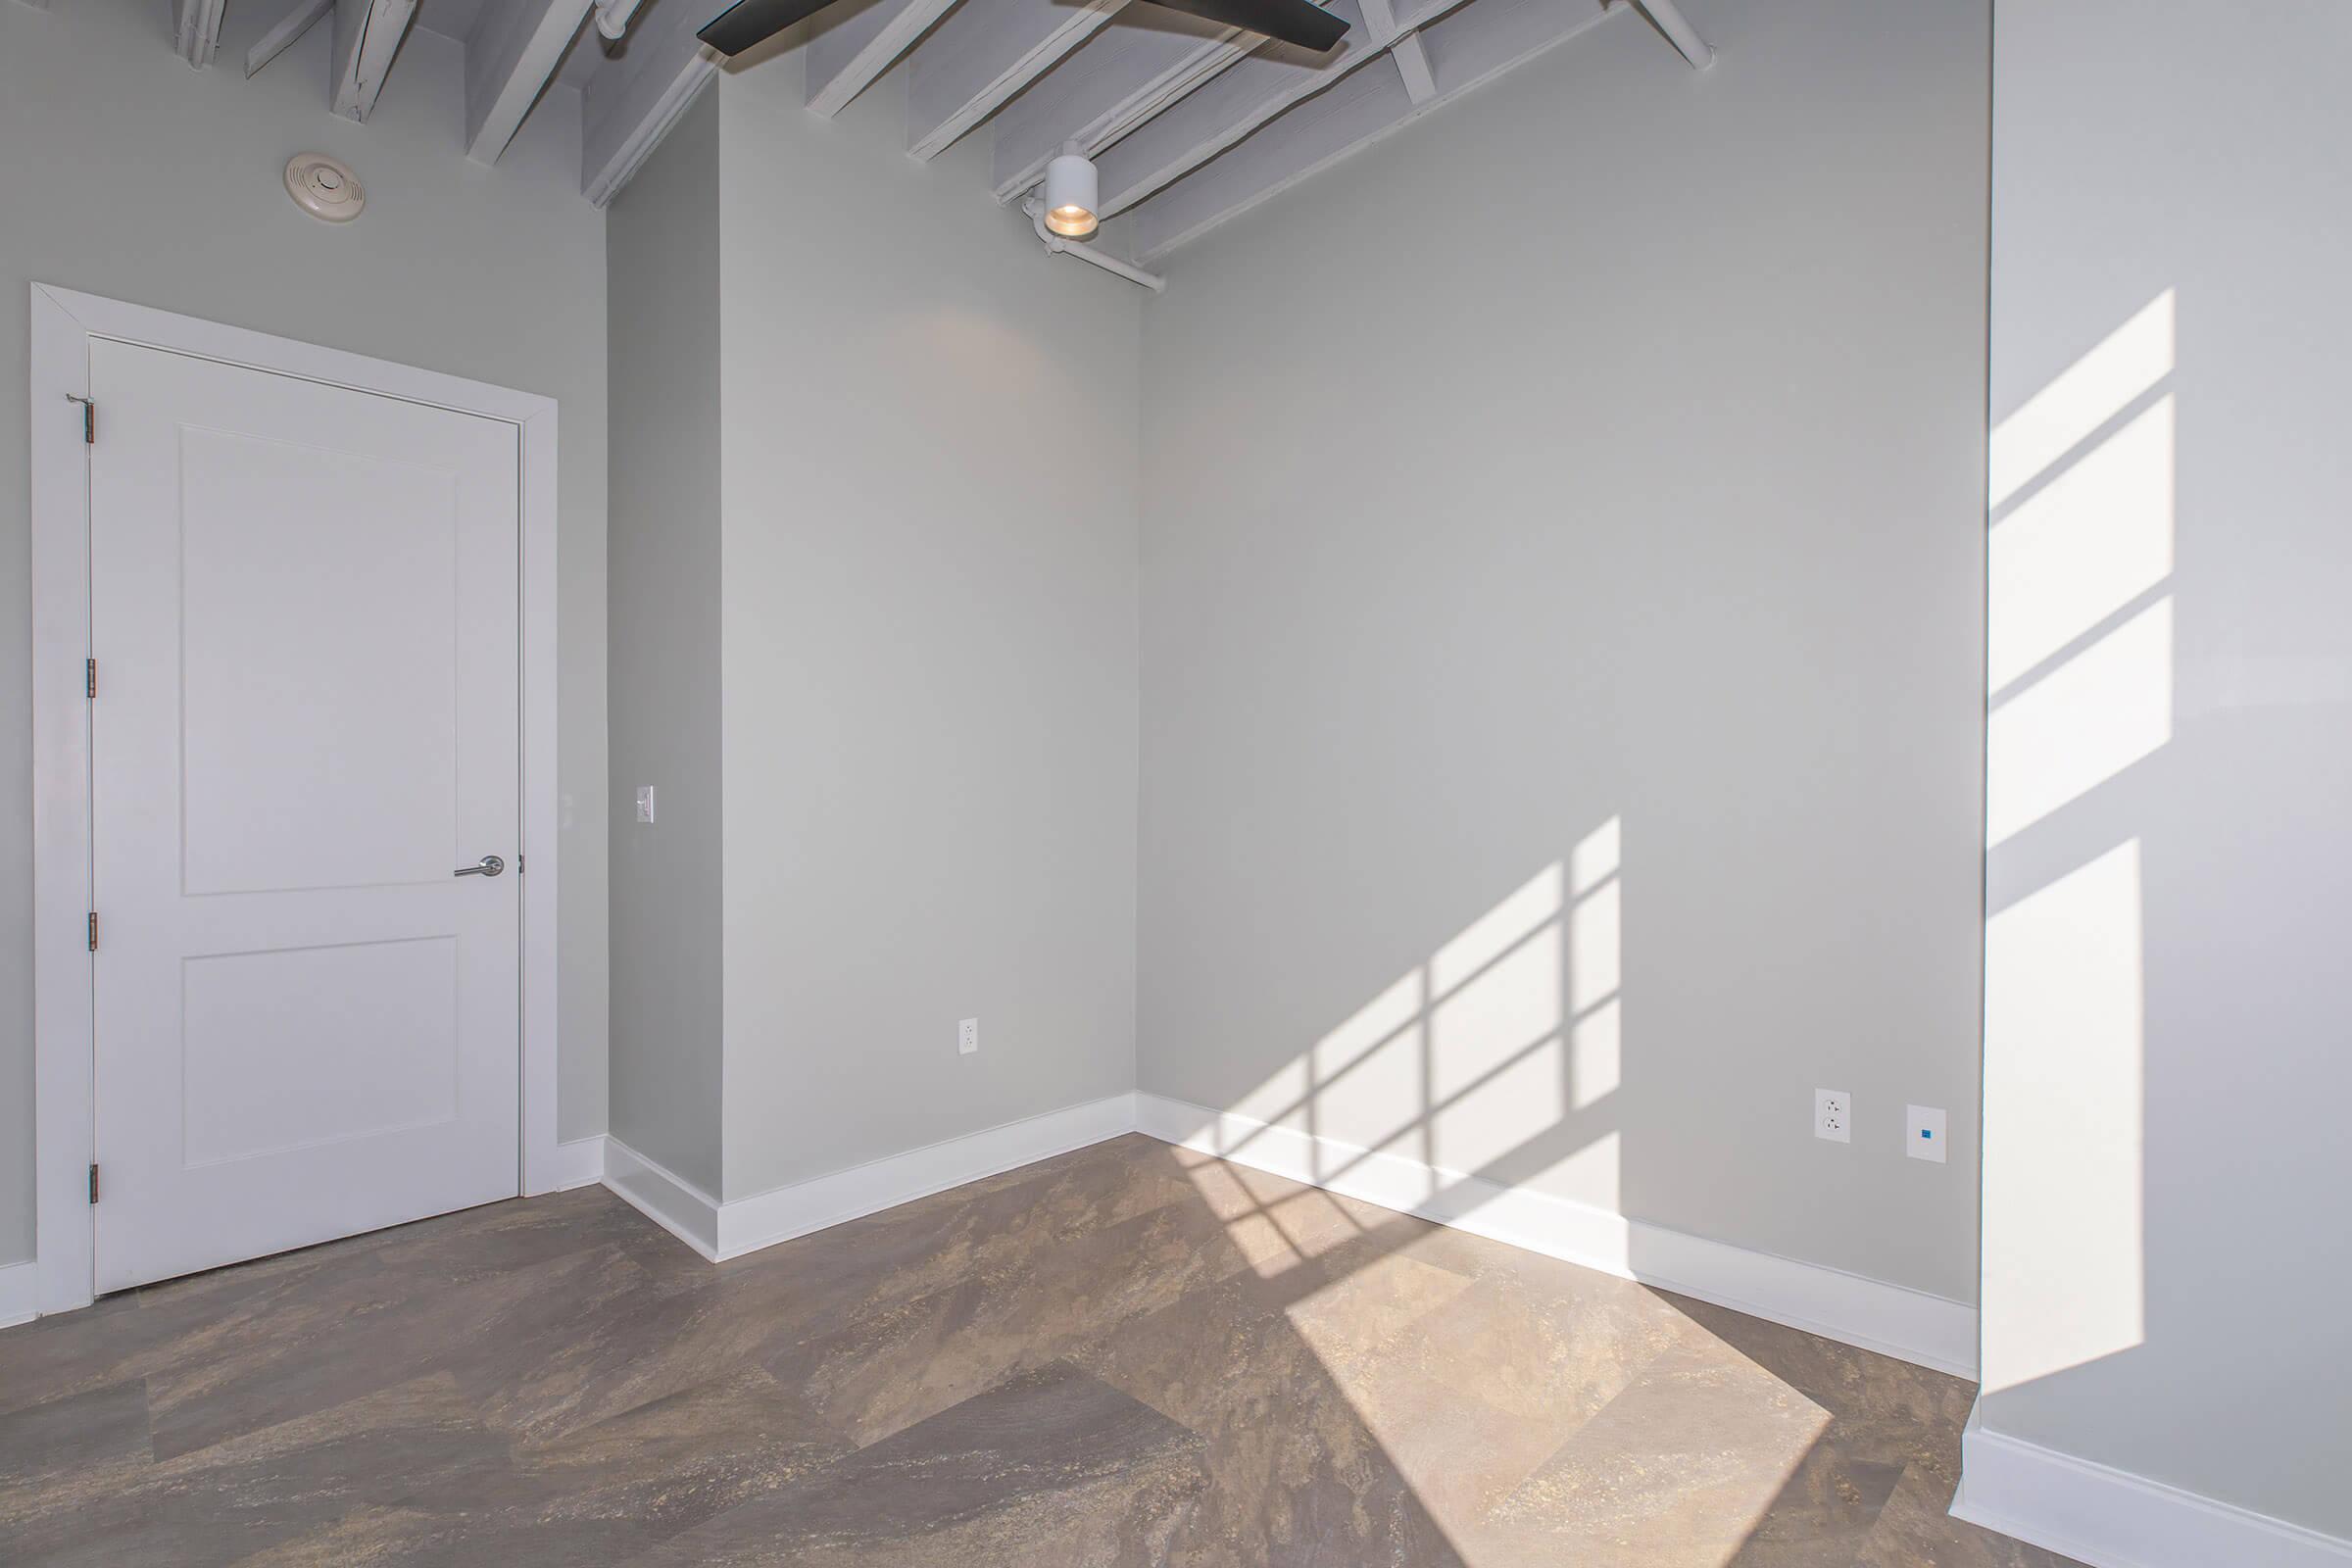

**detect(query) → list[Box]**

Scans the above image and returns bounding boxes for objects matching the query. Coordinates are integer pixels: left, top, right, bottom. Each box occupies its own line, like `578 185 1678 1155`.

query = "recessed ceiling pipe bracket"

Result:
1023 199 1167 292
594 0 647 41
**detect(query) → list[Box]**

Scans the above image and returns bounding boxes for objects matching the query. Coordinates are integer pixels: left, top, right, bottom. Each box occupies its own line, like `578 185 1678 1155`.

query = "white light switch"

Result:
635 786 657 824
1906 1104 1947 1163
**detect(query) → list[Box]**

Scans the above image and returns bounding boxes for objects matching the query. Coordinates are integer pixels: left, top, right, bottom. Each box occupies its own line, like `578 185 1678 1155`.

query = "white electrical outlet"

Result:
1815 1088 1851 1144
957 1017 980 1055
635 786 657 824
1906 1104 1947 1163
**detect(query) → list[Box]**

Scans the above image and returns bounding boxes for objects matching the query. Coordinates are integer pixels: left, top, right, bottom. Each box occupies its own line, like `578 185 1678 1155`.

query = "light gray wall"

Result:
714 64 1143 1200
1136 0 1989 1301
1977 0 2352 1538
0 0 611 1265
606 87 724 1195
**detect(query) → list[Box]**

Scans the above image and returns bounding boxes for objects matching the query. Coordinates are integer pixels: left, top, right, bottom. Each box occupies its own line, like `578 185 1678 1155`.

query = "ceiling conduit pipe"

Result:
595 0 647 40
1024 199 1167 293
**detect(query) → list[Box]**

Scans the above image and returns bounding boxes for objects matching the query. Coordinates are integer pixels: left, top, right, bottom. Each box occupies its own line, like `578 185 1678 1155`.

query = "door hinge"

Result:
86 659 97 699
87 911 98 952
66 393 95 445
88 1163 99 1204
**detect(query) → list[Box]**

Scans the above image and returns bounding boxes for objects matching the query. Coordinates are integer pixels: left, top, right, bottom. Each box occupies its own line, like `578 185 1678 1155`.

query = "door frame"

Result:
28 283 566 1316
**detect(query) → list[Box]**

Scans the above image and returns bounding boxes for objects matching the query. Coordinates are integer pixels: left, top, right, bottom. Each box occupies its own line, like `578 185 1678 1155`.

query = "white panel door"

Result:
88 340 522 1294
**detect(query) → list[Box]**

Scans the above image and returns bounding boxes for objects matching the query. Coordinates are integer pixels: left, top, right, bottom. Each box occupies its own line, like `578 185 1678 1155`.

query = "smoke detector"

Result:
284 153 365 222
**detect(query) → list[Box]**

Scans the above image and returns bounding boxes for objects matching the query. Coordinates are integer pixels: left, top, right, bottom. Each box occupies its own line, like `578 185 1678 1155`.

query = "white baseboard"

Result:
0 1259 35 1330
599 1089 1973 1380
603 1094 1138 1265
1954 1406 2352 1568
1133 1092 1978 1380
714 1093 1137 1260
603 1137 725 1260
538 1134 609 1194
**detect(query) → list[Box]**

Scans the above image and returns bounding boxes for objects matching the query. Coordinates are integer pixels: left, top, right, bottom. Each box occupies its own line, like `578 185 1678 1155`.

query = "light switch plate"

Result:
1906 1104 1947 1162
635 786 656 824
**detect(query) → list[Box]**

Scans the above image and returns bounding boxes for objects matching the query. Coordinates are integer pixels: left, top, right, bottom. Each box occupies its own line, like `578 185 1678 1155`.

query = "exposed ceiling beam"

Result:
247 0 334 76
173 0 228 65
806 0 961 119
1388 30 1434 102
1129 42 1402 256
581 0 717 206
331 0 422 120
989 7 1251 203
1129 0 1614 262
465 0 598 164
905 0 1128 164
1090 0 1372 219
1633 0 1711 68
1359 0 1437 103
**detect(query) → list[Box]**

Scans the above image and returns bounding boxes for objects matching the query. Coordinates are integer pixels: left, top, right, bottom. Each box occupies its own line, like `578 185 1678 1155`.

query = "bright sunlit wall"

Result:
1135 0 1992 1304
1975 0 2352 1543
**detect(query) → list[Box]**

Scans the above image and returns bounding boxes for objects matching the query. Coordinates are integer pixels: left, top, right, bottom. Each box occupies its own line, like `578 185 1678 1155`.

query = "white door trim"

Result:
27 283 564 1317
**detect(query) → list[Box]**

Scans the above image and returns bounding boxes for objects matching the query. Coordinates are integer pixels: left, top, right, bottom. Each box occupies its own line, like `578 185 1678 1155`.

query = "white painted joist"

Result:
1130 43 1404 255
1388 31 1435 101
1362 0 1435 103
806 0 962 118
989 7 1251 202
1130 0 1616 261
247 0 334 76
1091 0 1375 218
581 0 717 205
466 0 598 164
331 0 422 120
1634 0 1711 68
174 0 228 65
905 0 1129 163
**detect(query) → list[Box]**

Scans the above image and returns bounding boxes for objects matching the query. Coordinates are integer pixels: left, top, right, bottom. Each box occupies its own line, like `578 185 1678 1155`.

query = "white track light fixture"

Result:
1044 143 1100 240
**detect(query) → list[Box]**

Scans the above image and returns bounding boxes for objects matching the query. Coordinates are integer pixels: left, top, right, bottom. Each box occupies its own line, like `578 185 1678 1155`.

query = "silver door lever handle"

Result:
455 856 506 877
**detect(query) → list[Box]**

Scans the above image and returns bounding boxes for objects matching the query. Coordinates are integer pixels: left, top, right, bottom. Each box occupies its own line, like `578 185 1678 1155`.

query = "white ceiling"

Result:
407 0 486 34
411 0 612 88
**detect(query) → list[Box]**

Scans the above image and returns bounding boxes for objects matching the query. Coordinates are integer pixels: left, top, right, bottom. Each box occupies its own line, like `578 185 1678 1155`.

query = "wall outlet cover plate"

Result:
1815 1088 1851 1144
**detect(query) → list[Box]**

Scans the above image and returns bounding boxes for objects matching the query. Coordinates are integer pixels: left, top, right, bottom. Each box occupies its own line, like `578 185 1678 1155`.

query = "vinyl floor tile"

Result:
0 1134 2080 1567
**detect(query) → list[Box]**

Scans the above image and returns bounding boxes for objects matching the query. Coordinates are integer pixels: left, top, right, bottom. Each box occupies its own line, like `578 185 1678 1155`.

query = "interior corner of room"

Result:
3 0 2348 1564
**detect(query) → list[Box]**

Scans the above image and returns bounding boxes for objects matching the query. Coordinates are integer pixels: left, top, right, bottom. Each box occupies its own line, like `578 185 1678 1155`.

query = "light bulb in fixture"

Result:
1044 142 1100 239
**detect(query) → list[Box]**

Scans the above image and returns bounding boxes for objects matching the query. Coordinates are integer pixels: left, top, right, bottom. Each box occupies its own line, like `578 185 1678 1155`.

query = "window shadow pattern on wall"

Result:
1131 809 2018 1563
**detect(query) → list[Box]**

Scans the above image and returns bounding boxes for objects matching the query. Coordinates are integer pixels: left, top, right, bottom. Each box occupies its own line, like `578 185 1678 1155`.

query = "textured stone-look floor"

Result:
0 1134 2077 1566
